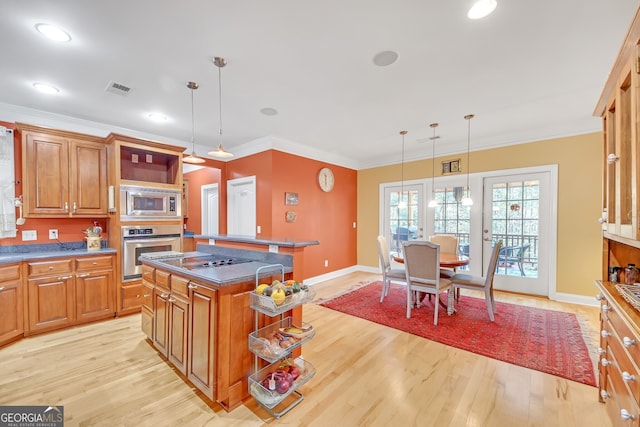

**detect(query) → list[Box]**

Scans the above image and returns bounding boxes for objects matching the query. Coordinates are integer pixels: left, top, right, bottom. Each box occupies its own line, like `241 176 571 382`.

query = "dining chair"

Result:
450 240 503 321
376 235 406 302
428 234 459 279
402 240 453 325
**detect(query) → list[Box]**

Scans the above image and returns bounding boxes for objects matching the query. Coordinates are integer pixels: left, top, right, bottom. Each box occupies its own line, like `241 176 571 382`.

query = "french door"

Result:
482 171 553 296
382 183 425 255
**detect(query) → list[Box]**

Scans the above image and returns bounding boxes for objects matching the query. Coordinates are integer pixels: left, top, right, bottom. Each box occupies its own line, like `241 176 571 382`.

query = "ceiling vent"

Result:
105 80 133 96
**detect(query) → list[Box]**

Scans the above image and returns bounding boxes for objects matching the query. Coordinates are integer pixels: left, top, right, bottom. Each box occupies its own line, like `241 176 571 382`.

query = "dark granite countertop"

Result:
0 247 117 265
140 246 293 287
193 234 319 248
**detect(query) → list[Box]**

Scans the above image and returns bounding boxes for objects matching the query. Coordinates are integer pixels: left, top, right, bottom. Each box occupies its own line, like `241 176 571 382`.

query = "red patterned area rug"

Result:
319 281 596 386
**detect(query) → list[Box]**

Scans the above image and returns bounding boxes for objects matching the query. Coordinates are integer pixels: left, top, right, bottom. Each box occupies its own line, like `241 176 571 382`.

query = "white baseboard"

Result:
554 292 600 307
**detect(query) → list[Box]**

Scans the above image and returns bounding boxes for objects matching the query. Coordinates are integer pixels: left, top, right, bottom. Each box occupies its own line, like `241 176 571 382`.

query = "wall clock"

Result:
318 167 335 192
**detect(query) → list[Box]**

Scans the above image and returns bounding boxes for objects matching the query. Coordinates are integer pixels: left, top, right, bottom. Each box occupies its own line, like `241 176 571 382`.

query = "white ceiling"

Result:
0 1 636 169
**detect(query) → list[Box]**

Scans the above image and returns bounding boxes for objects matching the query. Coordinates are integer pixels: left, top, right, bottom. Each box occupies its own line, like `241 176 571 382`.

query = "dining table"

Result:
391 252 469 315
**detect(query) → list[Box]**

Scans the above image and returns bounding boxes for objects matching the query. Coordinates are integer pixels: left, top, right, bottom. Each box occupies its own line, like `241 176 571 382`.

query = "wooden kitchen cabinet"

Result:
26 258 76 335
75 255 115 323
18 123 108 218
141 279 154 340
0 263 23 347
596 6 640 426
152 269 189 375
188 281 217 400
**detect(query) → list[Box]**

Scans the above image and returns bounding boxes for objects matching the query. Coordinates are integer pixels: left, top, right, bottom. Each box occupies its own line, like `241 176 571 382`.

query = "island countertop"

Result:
193 234 319 248
140 248 293 287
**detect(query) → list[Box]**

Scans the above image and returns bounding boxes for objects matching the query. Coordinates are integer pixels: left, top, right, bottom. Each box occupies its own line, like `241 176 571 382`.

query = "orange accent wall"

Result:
184 167 222 234
224 150 357 279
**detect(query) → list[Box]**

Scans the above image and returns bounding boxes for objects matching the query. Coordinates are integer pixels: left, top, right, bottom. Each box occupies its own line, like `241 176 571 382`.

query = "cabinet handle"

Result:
601 330 611 338
0 286 4 291
188 283 198 290
622 371 636 382
600 390 610 400
597 347 606 355
73 202 77 213
57 275 73 280
602 305 611 312
64 202 69 213
623 337 637 347
160 292 169 299
601 358 611 367
136 294 141 299
143 293 151 298
596 294 603 301
92 262 98 265
607 153 620 164
77 273 90 278
168 297 176 303
620 409 636 421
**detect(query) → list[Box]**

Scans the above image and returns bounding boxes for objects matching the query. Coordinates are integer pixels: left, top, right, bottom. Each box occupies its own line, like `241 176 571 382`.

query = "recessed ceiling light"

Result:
373 51 399 67
468 0 497 19
260 107 278 116
35 23 71 42
147 113 168 123
32 82 59 94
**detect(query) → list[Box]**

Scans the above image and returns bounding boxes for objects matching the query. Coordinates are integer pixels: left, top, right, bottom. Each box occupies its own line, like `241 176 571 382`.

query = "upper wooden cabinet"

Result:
595 9 640 241
17 124 108 218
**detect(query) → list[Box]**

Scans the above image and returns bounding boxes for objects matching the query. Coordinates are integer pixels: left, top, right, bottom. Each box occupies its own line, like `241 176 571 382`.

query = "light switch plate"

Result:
22 230 37 241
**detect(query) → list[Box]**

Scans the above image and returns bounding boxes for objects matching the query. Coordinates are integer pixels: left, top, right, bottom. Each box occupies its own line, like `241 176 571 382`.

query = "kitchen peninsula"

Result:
139 241 314 412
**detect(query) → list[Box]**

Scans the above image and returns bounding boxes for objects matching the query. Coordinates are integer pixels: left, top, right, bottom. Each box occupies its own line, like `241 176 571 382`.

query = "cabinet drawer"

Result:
121 283 142 311
28 259 73 276
606 320 640 406
76 255 113 271
603 300 640 366
0 263 20 281
141 265 155 282
607 349 640 425
170 275 189 298
141 280 154 311
156 270 171 289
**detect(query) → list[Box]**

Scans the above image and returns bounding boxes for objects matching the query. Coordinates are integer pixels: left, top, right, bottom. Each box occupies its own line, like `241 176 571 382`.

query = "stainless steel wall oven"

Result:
121 224 182 281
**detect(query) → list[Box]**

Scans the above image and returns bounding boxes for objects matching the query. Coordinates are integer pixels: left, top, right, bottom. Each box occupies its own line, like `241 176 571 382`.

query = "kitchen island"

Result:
139 244 300 411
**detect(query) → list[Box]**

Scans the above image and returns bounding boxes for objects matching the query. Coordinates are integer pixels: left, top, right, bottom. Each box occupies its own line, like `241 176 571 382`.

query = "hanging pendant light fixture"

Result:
462 114 474 206
397 130 408 209
183 81 206 164
428 123 439 208
208 56 234 158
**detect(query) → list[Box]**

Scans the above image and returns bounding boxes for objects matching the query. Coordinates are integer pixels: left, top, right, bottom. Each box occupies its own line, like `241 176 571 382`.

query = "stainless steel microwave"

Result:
120 185 181 221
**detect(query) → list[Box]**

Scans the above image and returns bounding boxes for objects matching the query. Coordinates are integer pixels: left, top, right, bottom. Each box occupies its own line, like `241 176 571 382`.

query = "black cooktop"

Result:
164 255 253 270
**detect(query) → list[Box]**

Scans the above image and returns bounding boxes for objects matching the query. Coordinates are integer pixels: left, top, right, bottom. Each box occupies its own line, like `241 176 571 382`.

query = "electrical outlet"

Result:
268 245 278 253
49 229 58 240
324 259 329 267
22 230 37 241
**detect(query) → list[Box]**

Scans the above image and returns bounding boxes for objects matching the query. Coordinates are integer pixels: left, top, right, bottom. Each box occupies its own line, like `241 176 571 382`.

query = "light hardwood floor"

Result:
0 272 609 427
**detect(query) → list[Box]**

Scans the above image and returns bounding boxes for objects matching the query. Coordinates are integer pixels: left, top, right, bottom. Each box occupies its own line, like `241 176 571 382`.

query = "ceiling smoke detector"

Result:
105 80 133 96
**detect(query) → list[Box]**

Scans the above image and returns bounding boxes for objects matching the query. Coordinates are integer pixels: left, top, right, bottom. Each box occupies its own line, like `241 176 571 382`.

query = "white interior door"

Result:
482 171 554 296
201 183 218 235
227 176 256 236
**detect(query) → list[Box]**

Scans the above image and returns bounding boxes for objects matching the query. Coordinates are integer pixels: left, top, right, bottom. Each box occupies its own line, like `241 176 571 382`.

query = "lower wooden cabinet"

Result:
141 279 154 340
0 263 23 347
25 254 115 336
188 283 217 399
27 268 76 335
75 255 115 323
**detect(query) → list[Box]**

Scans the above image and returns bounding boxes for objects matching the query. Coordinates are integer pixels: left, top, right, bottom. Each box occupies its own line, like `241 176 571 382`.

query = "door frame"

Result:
200 183 219 235
227 176 256 237
378 164 558 297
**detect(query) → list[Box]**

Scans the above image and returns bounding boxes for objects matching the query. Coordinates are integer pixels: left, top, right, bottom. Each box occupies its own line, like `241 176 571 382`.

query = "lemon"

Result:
272 289 286 305
256 284 270 295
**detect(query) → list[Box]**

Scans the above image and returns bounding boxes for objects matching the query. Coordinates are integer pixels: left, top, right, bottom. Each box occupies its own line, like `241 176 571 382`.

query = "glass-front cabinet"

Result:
601 62 637 239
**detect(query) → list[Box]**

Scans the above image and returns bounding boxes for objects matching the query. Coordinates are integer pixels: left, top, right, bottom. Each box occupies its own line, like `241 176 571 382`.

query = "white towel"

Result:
0 127 17 238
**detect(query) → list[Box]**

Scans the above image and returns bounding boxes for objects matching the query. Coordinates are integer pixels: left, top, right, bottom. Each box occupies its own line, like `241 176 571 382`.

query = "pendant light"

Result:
208 57 234 158
428 123 439 208
462 114 474 206
397 130 408 209
183 81 205 164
